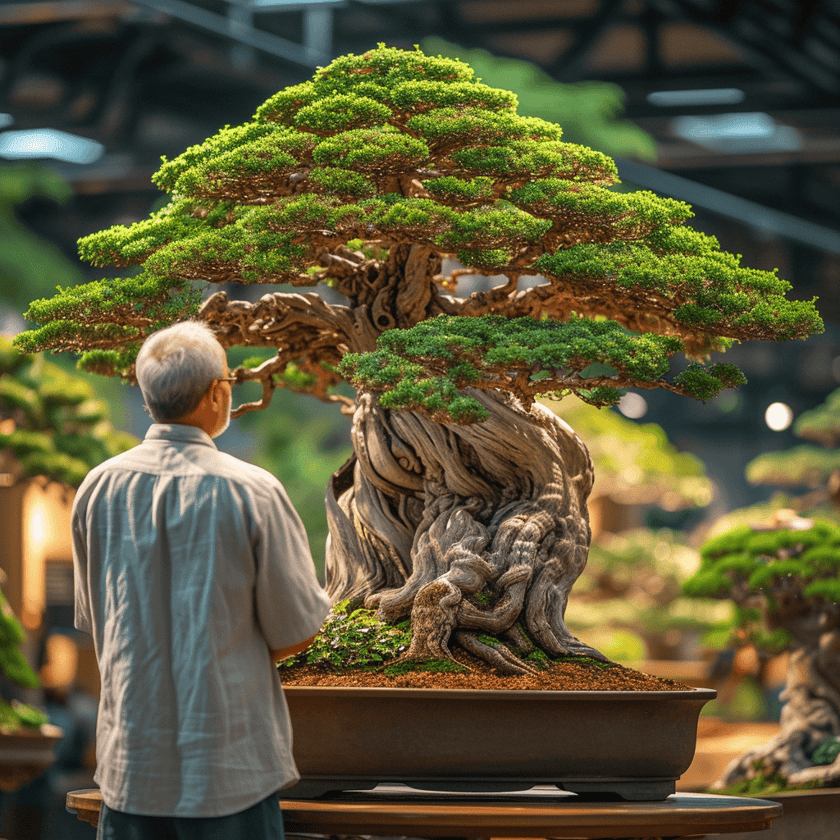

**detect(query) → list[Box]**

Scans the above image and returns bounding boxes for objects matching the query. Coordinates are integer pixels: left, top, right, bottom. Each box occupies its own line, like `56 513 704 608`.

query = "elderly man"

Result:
72 321 331 840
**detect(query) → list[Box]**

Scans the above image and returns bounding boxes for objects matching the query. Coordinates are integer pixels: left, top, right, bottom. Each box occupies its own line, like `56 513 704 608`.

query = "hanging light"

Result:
765 402 794 431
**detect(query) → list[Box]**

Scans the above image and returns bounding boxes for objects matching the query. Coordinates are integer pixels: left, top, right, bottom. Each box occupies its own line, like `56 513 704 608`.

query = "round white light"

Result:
618 392 648 420
765 402 793 431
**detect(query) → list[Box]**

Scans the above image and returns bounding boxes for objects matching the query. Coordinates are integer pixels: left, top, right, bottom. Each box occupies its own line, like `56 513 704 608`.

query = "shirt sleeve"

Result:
71 494 92 635
253 481 331 650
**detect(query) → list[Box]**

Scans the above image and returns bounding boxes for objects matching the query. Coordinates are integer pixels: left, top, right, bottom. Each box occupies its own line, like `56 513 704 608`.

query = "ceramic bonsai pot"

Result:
0 723 63 792
282 685 716 801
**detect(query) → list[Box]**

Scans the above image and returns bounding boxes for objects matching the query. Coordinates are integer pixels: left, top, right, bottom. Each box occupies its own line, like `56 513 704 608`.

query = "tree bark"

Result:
712 623 840 788
325 388 606 673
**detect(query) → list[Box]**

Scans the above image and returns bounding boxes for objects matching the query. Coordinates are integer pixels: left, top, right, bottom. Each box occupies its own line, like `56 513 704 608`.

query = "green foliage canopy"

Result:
684 519 840 650
14 45 823 422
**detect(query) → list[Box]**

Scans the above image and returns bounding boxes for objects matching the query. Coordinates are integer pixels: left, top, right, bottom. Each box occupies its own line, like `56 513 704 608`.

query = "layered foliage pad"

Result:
0 337 136 486
15 45 822 415
684 519 840 650
746 445 840 489
340 313 746 420
793 388 840 448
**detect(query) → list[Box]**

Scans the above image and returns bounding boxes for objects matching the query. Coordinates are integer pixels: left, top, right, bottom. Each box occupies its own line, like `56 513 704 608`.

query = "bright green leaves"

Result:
154 121 287 191
341 313 731 422
308 167 377 198
407 108 562 150
312 128 429 173
673 363 746 401
451 140 616 184
78 198 236 268
684 519 840 639
312 44 475 92
390 80 517 114
533 239 822 344
294 94 393 133
254 82 318 124
509 180 692 233
153 123 317 203
16 270 201 359
423 176 495 205
362 196 550 253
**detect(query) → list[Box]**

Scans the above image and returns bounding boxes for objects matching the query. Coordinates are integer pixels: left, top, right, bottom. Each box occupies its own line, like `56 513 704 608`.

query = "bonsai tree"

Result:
0 584 48 733
421 36 657 161
684 514 840 789
746 389 840 515
0 337 136 488
14 45 822 675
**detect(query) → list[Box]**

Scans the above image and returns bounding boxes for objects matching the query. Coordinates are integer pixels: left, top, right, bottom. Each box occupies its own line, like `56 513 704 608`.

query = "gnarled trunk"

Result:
325 387 605 673
713 622 840 789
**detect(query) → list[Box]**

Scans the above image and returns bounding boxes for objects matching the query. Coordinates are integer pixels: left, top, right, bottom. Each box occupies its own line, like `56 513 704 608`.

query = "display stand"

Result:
67 784 783 839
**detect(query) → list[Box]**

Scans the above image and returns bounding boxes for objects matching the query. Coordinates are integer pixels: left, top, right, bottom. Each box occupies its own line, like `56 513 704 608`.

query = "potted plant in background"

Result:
683 512 840 836
0 581 61 793
14 44 822 799
745 388 840 518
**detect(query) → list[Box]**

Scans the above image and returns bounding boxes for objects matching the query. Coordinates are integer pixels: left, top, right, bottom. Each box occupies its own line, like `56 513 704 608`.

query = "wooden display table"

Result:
68 784 783 839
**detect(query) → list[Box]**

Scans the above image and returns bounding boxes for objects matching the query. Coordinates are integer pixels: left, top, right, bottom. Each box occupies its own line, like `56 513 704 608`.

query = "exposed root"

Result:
455 564 531 633
454 630 537 676
400 578 462 661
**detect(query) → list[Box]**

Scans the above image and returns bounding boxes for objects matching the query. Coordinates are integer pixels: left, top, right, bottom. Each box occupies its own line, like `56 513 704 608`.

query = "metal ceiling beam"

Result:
617 158 840 255
654 0 840 93
131 0 332 66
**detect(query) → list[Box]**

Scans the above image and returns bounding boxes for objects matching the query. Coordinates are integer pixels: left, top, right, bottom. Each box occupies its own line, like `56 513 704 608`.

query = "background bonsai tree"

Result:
15 45 822 675
746 389 840 517
684 514 840 790
0 337 136 488
0 584 48 734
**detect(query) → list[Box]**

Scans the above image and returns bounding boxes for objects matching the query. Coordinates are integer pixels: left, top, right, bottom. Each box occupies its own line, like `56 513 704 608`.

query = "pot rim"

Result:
282 685 717 701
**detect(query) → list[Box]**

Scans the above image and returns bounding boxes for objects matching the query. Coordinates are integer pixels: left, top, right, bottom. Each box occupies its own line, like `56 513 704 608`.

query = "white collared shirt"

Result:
72 423 331 817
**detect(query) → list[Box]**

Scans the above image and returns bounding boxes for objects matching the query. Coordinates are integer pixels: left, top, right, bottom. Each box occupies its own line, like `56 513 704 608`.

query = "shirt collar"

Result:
145 423 218 449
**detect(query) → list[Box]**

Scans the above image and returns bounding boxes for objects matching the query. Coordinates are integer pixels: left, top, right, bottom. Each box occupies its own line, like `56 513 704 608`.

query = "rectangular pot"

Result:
282 686 716 801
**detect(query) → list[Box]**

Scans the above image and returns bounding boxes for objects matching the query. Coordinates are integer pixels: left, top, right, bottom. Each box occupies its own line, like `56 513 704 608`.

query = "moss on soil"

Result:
279 651 690 691
277 600 690 690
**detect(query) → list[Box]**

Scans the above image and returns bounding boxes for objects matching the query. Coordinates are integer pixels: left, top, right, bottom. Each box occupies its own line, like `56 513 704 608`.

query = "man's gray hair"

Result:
136 322 227 422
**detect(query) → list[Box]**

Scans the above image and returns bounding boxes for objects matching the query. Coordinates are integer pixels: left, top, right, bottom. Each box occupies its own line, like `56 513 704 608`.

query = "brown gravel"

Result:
280 654 691 691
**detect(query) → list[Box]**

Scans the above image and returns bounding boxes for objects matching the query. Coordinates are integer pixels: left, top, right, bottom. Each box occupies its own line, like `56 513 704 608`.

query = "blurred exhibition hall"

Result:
0 2 839 835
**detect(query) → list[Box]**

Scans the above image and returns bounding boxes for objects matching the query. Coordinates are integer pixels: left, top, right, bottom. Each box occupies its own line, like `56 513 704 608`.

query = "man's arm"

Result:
270 633 317 664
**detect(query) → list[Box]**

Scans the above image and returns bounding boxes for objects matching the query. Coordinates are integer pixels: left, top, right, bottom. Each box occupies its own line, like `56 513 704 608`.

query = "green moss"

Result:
713 766 824 797
277 599 411 672
382 658 470 676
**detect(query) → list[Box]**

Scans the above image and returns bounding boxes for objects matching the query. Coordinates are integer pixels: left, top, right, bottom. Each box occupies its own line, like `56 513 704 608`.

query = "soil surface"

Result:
280 653 692 691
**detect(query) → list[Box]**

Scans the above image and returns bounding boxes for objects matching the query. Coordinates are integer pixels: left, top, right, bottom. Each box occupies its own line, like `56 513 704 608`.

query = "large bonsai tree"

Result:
684 515 840 789
15 45 822 674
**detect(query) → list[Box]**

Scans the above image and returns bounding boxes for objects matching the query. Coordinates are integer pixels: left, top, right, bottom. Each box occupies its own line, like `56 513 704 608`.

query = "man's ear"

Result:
210 380 224 408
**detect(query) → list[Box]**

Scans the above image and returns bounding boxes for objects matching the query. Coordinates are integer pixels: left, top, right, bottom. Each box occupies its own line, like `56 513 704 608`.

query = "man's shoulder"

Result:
207 449 284 496
75 437 286 511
